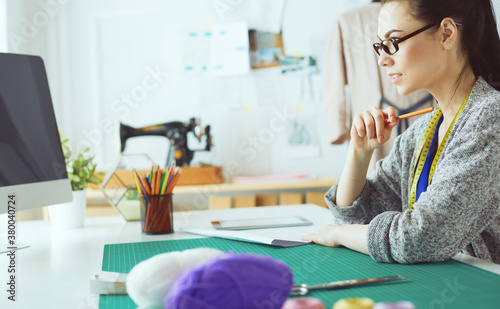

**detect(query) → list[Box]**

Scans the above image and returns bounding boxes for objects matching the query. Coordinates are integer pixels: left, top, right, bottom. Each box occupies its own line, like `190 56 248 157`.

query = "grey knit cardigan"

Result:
326 77 500 264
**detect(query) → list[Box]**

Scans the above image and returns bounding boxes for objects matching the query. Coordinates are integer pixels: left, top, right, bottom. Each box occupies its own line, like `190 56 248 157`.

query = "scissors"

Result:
290 275 407 296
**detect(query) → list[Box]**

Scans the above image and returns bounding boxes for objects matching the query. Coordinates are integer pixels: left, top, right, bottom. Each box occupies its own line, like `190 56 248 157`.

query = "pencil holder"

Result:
139 194 174 234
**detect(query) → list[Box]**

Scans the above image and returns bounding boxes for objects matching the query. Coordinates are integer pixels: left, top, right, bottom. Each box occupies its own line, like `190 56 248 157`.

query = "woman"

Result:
302 0 500 264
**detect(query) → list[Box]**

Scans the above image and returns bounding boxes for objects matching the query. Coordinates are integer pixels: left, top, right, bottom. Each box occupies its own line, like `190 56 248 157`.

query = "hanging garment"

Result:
322 2 435 173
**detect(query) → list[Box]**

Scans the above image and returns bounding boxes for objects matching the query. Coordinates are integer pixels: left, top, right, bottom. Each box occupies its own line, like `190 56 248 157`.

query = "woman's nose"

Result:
377 51 394 67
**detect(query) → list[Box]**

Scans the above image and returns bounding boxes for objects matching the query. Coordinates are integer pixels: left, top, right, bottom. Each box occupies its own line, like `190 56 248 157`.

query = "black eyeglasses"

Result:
373 22 462 56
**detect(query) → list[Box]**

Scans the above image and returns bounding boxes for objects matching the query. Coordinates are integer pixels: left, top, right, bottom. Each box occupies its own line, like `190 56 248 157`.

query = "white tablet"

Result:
211 216 313 230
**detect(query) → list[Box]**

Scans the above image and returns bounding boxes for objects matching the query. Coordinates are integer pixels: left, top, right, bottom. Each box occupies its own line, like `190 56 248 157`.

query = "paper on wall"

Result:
180 28 212 73
209 22 250 76
252 67 284 108
284 115 321 159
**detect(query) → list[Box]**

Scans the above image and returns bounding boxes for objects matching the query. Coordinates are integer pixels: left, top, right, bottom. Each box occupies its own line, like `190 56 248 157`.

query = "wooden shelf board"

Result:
172 178 338 194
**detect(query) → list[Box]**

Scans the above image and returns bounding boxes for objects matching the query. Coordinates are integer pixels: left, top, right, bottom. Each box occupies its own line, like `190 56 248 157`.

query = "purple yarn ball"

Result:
164 253 294 309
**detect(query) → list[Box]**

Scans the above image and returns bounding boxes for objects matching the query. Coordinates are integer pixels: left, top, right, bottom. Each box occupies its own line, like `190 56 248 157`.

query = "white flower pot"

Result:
48 190 87 229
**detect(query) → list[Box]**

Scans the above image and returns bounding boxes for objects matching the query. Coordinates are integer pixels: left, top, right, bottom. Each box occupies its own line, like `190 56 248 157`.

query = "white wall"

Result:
5 0 500 181
5 0 371 181
494 0 500 33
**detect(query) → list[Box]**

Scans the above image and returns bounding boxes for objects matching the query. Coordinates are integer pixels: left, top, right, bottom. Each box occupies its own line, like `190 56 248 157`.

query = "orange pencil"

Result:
161 167 171 195
152 165 158 195
166 165 176 188
385 107 434 123
167 168 181 194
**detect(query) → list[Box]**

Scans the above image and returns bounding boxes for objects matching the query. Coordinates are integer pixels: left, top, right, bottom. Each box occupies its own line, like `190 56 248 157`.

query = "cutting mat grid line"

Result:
100 238 500 309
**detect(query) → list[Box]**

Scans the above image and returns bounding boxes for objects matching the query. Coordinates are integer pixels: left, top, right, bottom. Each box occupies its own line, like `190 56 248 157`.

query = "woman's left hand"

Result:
300 224 343 247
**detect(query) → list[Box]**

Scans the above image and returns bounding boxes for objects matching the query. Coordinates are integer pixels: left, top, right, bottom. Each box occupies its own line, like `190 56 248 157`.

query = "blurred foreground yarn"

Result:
126 248 225 308
165 253 294 309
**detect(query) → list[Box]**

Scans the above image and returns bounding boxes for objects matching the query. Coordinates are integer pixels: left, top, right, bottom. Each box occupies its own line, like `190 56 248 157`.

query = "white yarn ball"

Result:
126 247 225 309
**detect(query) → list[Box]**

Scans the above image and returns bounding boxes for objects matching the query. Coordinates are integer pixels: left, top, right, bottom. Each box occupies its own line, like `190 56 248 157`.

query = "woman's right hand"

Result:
336 106 397 207
351 106 398 152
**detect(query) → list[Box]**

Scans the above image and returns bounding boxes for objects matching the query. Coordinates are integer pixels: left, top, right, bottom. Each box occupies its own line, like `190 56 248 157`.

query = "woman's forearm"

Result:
301 223 369 255
335 224 369 255
336 143 373 207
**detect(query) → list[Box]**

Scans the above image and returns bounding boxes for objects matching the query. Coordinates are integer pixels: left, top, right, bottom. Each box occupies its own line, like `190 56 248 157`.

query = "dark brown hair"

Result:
382 0 500 90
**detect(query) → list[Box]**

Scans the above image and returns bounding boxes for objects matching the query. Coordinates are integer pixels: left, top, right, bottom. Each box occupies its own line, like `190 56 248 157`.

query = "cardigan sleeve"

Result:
368 102 500 264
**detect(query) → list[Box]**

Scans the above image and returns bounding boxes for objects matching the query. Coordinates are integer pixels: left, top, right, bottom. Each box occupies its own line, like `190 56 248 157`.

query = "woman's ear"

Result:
440 18 459 51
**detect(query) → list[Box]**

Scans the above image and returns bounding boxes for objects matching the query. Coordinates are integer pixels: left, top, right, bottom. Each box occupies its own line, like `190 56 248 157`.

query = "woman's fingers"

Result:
300 224 342 247
384 106 398 125
352 106 399 142
362 110 376 140
371 107 386 143
353 114 366 138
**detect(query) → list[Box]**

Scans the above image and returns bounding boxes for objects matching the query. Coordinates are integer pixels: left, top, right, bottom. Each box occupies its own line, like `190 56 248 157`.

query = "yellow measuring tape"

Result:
408 90 472 210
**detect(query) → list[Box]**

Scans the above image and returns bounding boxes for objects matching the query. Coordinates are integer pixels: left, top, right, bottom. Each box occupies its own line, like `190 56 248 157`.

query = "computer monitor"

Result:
0 52 72 214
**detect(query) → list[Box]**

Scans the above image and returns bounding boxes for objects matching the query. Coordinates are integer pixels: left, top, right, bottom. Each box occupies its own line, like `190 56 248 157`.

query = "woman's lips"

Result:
390 74 402 84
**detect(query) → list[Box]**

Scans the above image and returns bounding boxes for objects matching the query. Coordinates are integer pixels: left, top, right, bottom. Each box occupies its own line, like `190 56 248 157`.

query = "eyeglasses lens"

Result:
383 40 397 55
374 40 398 56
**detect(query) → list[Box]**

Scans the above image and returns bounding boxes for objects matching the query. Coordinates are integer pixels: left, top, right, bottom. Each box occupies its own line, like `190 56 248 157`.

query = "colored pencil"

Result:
133 164 182 233
385 107 434 123
132 169 143 195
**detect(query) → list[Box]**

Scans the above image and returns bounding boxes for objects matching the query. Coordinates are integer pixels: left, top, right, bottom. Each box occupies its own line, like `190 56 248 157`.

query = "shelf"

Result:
85 177 339 215
87 178 338 197
172 178 338 194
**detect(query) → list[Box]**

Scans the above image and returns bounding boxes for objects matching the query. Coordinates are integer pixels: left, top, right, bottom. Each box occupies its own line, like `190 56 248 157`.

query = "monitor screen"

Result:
0 53 72 214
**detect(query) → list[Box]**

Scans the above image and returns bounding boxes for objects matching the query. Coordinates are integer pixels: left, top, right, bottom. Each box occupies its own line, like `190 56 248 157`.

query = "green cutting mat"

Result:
100 237 500 309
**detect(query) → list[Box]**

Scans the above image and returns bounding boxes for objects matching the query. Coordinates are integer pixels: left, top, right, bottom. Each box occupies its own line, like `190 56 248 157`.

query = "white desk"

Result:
1 204 499 308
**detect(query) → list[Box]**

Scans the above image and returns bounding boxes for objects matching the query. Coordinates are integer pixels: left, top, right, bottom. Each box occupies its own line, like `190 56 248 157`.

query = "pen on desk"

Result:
385 107 434 123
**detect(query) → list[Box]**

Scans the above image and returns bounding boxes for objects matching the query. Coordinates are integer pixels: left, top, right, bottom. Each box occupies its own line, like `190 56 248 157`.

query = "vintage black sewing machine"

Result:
119 118 211 166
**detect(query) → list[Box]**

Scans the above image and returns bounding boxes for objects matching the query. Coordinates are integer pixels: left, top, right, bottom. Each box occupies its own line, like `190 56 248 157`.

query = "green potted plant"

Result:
61 139 103 191
48 139 103 229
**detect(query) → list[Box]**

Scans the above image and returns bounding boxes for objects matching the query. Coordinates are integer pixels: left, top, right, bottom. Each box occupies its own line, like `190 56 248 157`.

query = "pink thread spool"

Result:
282 297 326 309
373 301 416 309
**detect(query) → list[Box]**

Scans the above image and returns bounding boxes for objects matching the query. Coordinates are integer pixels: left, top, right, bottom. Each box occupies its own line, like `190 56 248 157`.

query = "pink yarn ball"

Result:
281 298 326 309
164 253 294 309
